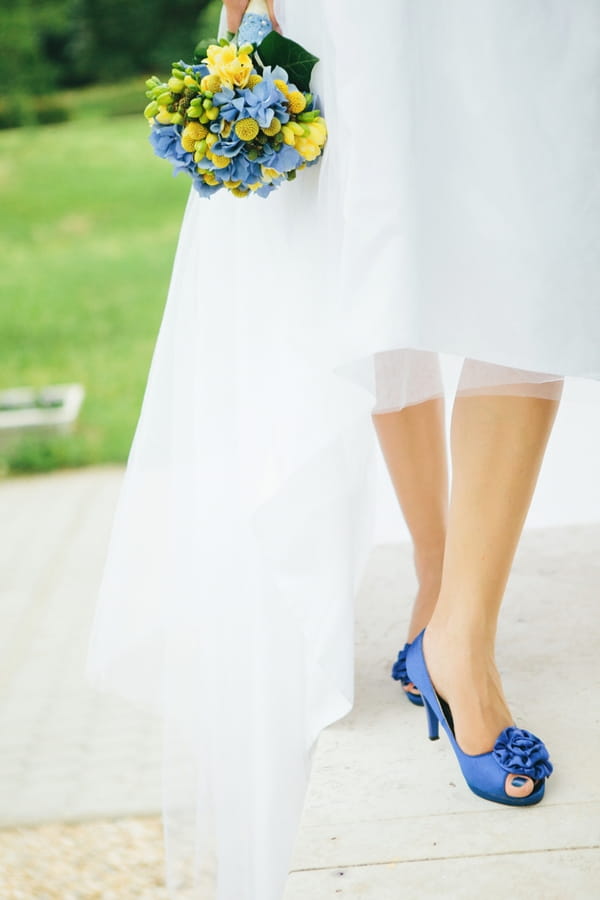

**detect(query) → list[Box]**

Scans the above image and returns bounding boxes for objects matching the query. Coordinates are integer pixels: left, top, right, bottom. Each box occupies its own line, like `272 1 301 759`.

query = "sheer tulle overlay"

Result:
85 2 600 898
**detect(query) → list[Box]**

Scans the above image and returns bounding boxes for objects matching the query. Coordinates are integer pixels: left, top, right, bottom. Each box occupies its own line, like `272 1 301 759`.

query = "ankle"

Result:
425 613 498 660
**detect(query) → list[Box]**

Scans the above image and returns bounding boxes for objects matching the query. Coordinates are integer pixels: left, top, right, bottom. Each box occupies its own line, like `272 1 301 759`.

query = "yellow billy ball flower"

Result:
211 154 231 169
234 117 260 141
203 172 220 186
223 180 242 189
247 182 263 191
184 122 209 142
181 134 197 153
273 79 290 96
221 120 233 138
262 117 282 136
287 91 307 114
205 133 218 148
247 74 263 88
231 187 250 198
201 74 222 94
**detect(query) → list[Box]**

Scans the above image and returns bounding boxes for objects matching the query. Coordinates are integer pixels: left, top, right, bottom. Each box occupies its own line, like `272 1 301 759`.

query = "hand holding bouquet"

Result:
143 0 327 199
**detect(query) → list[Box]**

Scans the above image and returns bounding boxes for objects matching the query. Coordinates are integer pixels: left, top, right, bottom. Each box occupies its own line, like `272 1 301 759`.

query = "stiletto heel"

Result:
423 697 440 741
391 641 424 706
406 630 553 806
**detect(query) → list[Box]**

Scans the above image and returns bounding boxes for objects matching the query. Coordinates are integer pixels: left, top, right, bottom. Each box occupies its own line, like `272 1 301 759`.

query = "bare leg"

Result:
372 398 448 637
372 397 449 695
424 380 563 798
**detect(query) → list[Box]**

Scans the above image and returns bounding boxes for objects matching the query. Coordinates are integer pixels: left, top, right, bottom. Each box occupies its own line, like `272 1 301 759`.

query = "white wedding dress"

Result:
85 2 600 898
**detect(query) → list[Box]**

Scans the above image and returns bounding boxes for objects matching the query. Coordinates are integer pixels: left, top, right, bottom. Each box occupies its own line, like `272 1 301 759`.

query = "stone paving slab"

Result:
0 466 163 827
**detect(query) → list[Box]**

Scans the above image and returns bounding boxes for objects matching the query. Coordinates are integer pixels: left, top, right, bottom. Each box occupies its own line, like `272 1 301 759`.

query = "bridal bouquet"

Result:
143 0 327 198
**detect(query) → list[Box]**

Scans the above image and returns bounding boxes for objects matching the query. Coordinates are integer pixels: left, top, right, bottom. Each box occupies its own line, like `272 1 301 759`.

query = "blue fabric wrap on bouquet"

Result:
237 12 273 45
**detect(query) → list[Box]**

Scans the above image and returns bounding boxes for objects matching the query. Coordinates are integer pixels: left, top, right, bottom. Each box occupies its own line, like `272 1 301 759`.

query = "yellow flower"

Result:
307 117 328 146
211 154 231 169
261 118 282 137
155 107 173 125
220 120 233 138
206 42 253 90
181 134 197 152
234 118 260 141
274 79 290 96
231 187 250 198
247 74 263 88
201 74 222 94
294 137 322 162
202 172 220 186
223 179 242 189
287 91 306 114
281 125 296 146
261 166 282 182
247 181 263 191
205 133 218 148
184 122 209 142
287 121 305 136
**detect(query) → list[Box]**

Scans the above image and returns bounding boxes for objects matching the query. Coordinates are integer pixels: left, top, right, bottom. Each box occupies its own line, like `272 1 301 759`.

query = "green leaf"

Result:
193 37 218 63
255 31 319 93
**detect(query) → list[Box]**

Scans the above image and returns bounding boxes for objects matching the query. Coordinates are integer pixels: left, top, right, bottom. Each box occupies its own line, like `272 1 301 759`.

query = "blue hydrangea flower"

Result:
251 141 301 173
213 72 289 129
212 88 248 122
190 171 220 198
210 132 244 158
175 59 209 78
256 182 280 198
239 75 290 128
149 124 194 176
261 65 300 96
269 142 302 173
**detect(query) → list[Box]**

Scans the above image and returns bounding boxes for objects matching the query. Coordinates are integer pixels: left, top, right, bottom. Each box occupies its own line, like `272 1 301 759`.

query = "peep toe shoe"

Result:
391 642 424 706
406 630 553 806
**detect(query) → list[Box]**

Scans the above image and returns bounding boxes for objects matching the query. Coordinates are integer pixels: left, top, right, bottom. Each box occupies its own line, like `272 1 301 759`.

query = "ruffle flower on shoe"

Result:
493 727 554 781
391 644 411 683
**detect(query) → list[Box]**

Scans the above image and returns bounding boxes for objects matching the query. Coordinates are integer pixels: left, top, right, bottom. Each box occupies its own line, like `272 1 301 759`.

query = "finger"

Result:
225 1 249 33
265 0 282 32
226 10 243 33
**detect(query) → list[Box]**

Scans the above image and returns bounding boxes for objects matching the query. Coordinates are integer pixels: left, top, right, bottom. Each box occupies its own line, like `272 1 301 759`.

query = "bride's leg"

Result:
371 350 449 653
424 359 564 798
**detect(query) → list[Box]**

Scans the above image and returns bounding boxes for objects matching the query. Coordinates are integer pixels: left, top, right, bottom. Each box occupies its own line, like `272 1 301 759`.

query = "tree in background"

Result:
0 0 47 123
73 0 212 83
0 0 214 115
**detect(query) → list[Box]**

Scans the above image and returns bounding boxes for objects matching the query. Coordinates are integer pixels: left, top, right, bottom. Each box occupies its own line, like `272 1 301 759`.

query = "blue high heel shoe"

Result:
391 642 424 707
406 630 553 806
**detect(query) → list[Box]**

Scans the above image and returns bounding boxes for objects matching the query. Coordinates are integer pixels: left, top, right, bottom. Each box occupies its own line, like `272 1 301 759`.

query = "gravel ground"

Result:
0 816 169 899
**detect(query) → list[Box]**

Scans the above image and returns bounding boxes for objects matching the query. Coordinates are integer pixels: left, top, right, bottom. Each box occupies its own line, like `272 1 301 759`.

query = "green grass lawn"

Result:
0 115 192 475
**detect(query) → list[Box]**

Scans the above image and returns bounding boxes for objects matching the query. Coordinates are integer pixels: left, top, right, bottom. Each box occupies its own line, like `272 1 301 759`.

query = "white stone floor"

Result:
0 465 599 898
0 466 163 827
